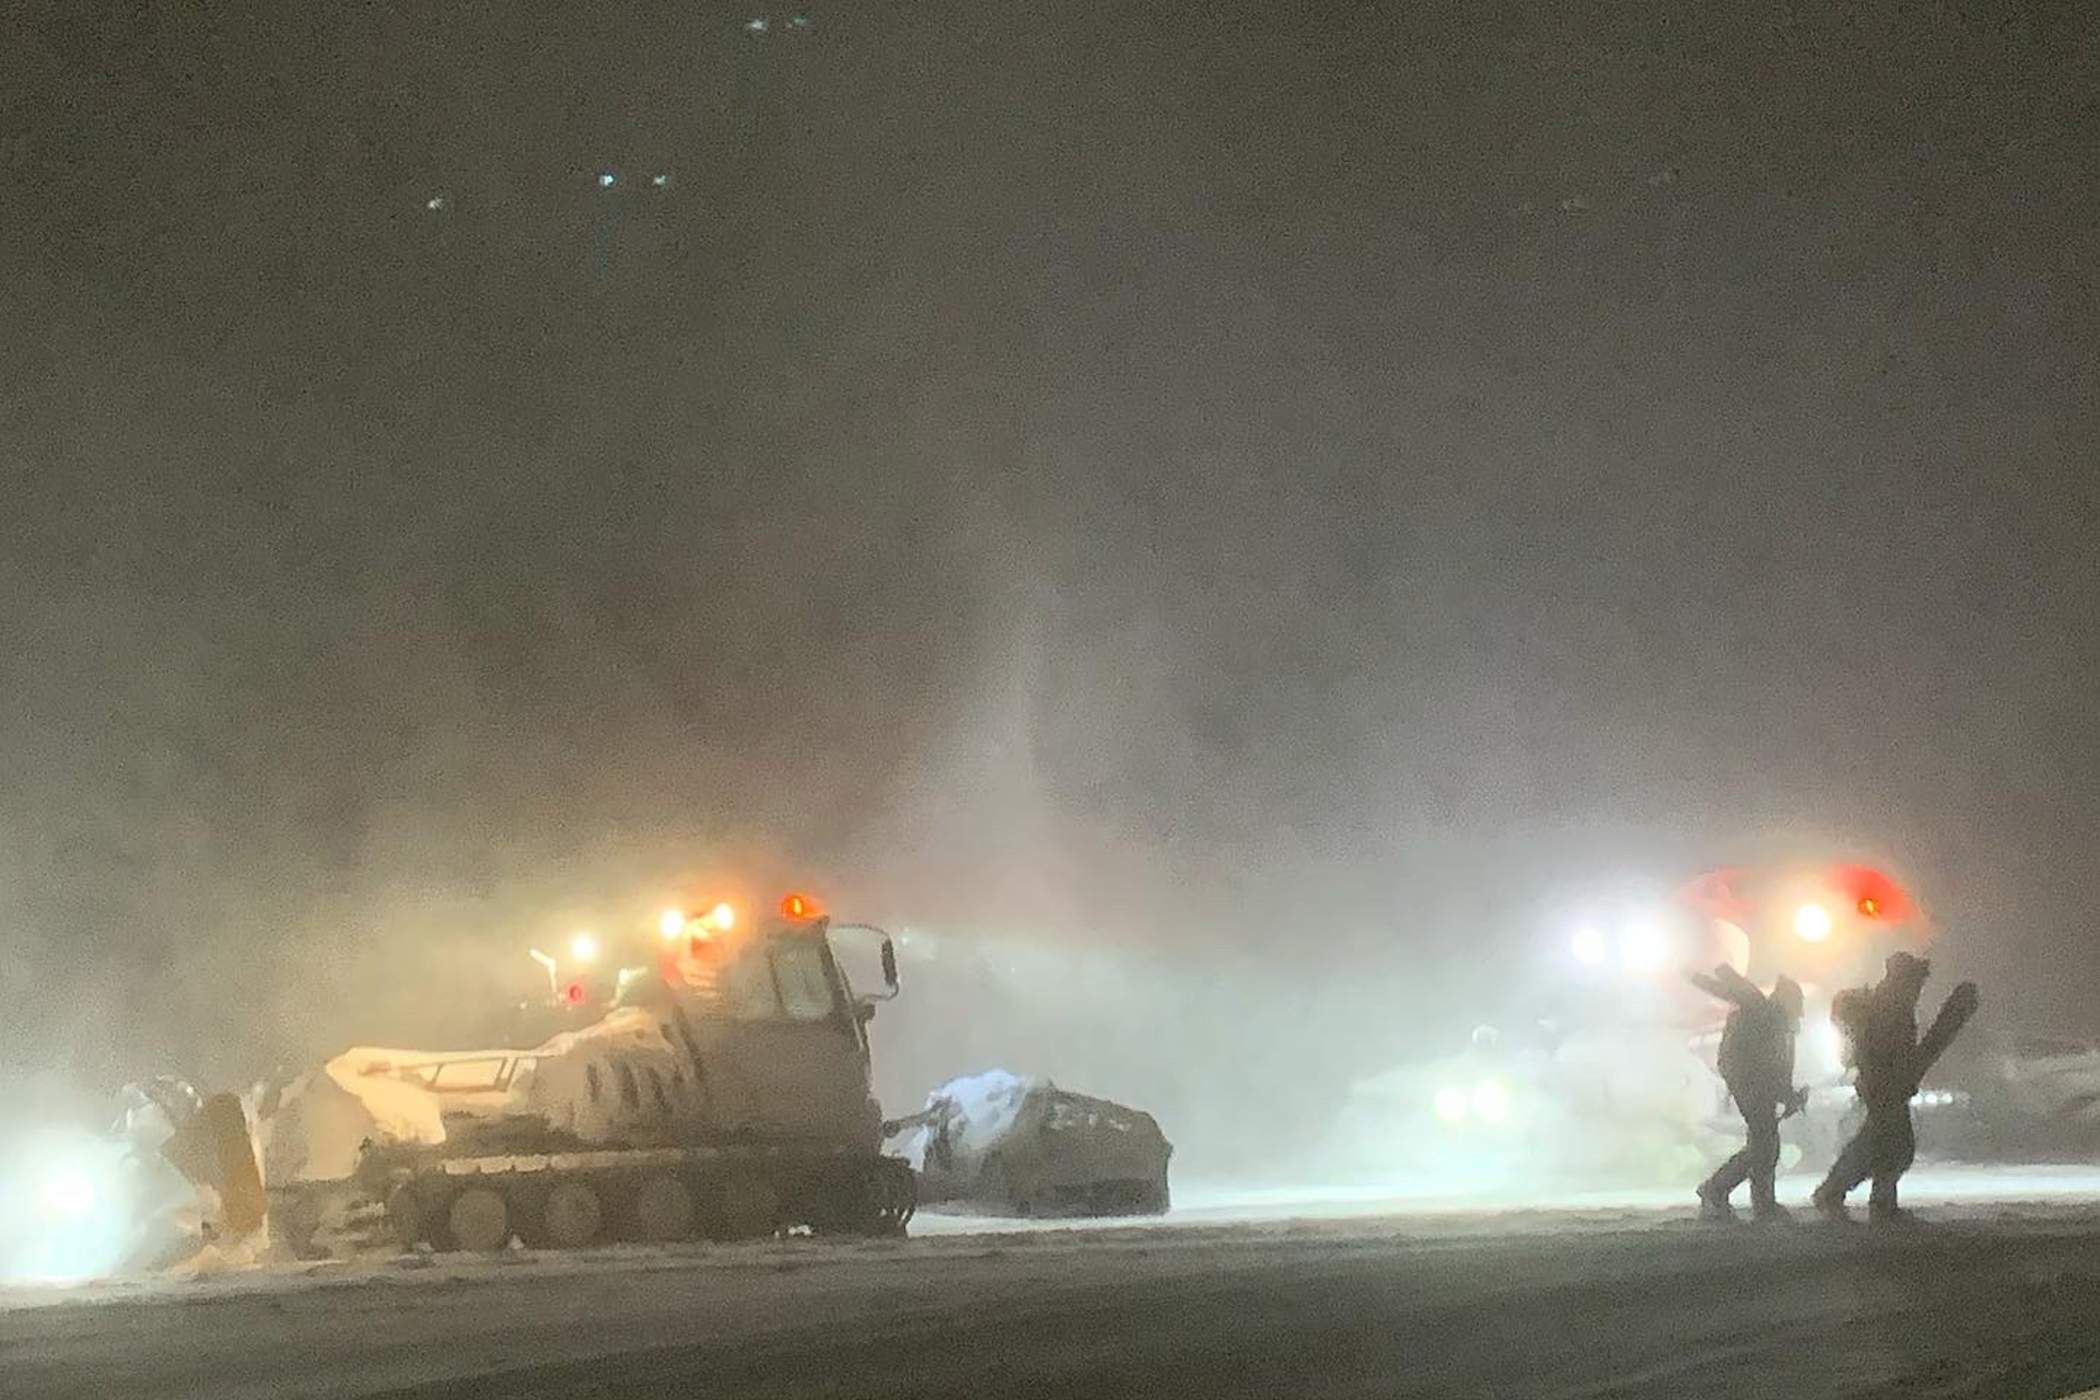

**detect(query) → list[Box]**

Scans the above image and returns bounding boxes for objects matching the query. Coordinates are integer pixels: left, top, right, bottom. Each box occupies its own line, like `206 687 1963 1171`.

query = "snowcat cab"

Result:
626 893 899 1148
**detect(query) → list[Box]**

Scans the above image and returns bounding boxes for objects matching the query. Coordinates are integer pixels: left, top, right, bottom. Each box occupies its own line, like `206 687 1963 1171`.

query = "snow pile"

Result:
518 1007 690 1144
260 1006 700 1183
259 1052 450 1187
900 1070 1049 1174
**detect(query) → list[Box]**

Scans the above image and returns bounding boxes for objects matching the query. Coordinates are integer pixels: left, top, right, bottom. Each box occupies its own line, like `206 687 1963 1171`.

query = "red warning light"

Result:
563 981 587 1005
1830 865 1913 924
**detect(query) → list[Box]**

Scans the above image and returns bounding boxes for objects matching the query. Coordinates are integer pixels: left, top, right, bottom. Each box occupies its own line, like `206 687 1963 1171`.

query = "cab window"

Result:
720 949 783 1021
770 939 838 1022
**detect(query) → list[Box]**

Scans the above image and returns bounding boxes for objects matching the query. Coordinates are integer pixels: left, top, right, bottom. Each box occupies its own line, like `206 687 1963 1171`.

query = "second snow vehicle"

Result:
893 1071 1172 1217
1334 858 1938 1187
265 895 914 1255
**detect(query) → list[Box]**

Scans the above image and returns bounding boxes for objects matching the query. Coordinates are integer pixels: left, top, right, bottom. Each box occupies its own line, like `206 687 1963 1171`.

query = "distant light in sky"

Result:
424 194 447 212
745 16 769 33
651 173 669 188
597 170 617 188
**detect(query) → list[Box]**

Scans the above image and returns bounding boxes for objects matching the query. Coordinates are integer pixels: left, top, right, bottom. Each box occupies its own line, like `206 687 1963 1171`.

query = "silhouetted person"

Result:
1813 951 1979 1223
1691 965 1805 1222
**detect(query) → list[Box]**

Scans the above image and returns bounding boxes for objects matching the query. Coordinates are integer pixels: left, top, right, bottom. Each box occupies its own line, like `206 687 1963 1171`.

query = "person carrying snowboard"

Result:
1813 950 1979 1223
1691 964 1807 1222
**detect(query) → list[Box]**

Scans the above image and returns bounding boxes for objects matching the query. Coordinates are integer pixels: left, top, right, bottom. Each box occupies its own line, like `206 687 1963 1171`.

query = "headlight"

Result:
1433 1087 1469 1123
1471 1079 1511 1123
37 1167 97 1220
1619 920 1667 972
1793 903 1833 943
4 1130 135 1282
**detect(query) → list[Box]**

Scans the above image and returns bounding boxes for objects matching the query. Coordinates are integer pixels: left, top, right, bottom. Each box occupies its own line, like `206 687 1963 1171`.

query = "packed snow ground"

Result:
7 1165 2100 1399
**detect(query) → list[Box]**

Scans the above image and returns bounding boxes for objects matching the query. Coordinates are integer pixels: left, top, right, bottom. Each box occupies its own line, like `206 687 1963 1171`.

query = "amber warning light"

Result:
781 892 817 919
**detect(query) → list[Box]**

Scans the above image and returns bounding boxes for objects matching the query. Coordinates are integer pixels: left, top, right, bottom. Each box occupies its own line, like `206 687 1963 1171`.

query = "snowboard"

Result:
1910 981 1980 1090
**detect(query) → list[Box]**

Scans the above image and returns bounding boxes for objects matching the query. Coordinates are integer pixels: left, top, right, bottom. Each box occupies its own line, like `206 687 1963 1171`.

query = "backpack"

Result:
1829 985 1872 1069
1716 1005 1757 1086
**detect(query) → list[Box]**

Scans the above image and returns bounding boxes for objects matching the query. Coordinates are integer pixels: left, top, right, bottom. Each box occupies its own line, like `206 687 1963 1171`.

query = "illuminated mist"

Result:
4 1 2098 1192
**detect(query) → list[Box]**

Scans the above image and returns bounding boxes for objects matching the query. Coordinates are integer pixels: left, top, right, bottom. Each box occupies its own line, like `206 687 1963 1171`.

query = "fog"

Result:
3 2 2097 1173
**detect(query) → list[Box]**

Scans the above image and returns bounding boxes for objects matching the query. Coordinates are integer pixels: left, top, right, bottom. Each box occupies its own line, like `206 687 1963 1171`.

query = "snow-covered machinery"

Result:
262 894 915 1255
889 1071 1171 1217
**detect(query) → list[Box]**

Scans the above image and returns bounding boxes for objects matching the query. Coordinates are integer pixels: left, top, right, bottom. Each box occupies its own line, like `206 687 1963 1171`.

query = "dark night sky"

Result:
2 1 2097 1117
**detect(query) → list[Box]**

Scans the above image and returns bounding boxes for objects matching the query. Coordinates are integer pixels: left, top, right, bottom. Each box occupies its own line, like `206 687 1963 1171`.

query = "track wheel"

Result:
542 1182 604 1249
715 1171 780 1241
274 1193 322 1259
630 1174 697 1243
384 1184 424 1250
446 1186 511 1253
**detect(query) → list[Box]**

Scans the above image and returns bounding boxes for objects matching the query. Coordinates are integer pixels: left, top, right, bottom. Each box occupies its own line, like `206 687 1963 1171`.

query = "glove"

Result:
1949 980 1980 1017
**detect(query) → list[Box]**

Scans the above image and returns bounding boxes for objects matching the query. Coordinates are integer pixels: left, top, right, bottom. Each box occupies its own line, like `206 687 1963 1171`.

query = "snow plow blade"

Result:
160 1092 267 1241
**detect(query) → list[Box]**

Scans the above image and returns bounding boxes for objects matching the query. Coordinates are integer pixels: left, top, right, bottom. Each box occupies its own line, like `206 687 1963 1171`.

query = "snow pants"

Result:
1818 1098 1916 1213
1702 1093 1781 1212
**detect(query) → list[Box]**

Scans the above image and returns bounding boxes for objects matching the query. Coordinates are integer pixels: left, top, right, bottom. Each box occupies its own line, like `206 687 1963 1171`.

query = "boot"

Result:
1868 1193 1917 1226
1867 1179 1914 1225
1697 1181 1736 1222
1811 1185 1851 1223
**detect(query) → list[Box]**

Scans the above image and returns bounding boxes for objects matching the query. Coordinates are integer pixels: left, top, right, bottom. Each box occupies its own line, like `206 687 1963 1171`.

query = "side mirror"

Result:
880 937 899 994
855 1001 877 1025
